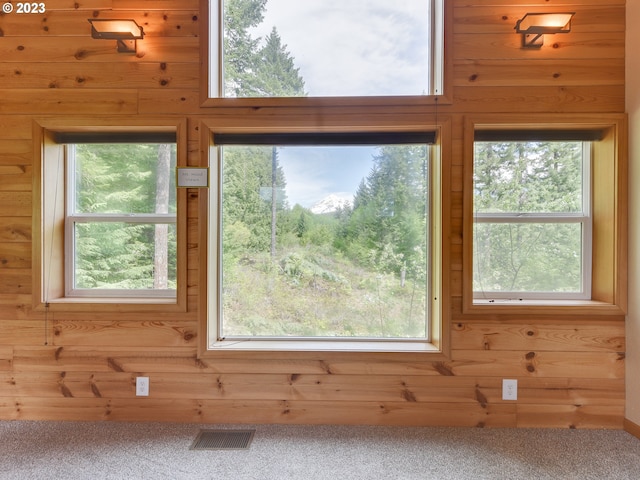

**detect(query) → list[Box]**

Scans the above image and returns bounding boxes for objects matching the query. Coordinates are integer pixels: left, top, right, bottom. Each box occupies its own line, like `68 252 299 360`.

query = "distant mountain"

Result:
310 194 352 214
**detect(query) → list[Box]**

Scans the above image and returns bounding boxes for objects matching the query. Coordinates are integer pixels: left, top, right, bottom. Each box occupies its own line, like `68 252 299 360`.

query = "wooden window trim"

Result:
32 118 189 313
462 114 628 316
197 0 453 108
197 118 452 358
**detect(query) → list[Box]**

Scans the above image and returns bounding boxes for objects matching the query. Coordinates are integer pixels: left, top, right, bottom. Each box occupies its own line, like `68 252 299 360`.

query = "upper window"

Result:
472 133 594 301
65 143 177 298
208 131 442 350
208 0 444 99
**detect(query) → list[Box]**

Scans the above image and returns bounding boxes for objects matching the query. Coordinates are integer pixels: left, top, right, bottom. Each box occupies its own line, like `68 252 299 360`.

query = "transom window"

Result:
208 132 441 349
209 0 444 98
64 140 177 298
473 135 592 300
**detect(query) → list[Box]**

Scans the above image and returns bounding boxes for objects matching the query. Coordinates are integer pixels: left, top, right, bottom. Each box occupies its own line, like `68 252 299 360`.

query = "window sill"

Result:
209 339 441 353
36 297 183 313
199 94 452 110
465 298 626 316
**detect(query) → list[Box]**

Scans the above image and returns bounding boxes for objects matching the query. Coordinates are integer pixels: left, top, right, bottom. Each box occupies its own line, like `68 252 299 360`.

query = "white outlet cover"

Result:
502 379 518 400
136 376 149 396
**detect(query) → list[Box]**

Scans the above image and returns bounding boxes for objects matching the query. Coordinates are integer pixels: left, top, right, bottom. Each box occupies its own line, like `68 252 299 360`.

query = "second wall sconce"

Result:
88 19 144 54
514 12 575 49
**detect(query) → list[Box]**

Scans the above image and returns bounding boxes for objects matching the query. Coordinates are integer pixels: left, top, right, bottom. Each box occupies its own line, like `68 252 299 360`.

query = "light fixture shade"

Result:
515 13 575 35
88 19 144 54
88 19 144 40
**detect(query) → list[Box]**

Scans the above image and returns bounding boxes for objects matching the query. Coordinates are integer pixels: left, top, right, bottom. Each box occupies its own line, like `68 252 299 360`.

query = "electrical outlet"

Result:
502 379 517 400
136 376 149 397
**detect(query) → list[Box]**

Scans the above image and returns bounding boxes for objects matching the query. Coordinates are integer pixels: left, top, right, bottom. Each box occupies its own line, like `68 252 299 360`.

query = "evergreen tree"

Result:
342 145 428 278
223 0 267 97
222 0 305 258
473 141 584 292
73 144 177 290
252 27 305 97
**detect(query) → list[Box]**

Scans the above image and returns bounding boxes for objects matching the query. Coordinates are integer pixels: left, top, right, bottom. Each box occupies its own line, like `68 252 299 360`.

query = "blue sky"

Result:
278 146 376 208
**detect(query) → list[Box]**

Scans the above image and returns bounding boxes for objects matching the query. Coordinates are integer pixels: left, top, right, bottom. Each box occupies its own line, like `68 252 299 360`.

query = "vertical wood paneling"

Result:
0 0 627 427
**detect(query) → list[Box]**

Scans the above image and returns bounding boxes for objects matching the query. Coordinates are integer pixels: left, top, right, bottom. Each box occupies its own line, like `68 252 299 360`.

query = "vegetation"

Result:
221 144 429 338
473 141 585 294
72 143 177 291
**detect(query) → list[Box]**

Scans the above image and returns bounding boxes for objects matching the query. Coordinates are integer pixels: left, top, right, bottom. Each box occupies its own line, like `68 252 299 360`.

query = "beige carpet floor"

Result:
1 421 639 479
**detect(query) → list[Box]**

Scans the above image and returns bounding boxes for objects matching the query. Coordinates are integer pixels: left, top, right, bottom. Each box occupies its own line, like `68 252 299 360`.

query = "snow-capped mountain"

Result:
310 194 352 214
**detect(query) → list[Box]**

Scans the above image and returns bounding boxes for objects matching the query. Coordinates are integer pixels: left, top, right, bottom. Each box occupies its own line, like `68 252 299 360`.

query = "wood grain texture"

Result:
0 0 627 428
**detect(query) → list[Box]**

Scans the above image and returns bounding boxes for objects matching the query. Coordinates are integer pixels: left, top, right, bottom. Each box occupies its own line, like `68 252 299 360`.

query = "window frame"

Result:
472 140 593 301
462 116 628 316
199 0 451 108
33 119 189 313
199 120 450 355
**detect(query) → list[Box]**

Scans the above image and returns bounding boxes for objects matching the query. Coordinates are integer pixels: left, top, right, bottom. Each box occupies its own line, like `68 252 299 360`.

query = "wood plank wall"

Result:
0 0 626 427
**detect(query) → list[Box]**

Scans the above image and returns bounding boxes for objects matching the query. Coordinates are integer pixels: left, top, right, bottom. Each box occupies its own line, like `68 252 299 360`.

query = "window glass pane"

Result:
220 143 430 339
473 141 583 214
473 223 583 294
221 0 432 97
74 144 177 215
74 223 177 290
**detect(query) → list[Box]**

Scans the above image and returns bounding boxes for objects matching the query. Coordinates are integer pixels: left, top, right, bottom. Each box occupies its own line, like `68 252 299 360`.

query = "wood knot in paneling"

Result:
59 382 74 398
401 388 417 402
475 387 488 408
91 382 102 398
525 351 537 373
107 357 124 372
434 361 454 376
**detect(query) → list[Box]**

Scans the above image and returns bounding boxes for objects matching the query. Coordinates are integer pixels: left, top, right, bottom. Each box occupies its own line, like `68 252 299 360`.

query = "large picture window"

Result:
208 131 442 350
208 0 444 99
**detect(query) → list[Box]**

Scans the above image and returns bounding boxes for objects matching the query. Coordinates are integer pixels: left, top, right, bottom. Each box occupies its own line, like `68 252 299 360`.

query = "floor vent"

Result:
190 429 255 450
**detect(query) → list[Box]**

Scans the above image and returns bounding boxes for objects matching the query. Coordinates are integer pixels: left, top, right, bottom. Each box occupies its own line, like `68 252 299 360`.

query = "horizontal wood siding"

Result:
0 0 626 428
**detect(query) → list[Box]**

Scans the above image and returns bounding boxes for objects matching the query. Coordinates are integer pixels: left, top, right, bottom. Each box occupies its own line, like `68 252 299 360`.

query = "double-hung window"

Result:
472 132 595 301
64 140 177 298
38 130 180 304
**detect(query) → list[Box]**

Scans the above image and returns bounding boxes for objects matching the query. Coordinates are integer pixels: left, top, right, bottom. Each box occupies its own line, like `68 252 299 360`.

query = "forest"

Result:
473 140 586 297
72 0 586 339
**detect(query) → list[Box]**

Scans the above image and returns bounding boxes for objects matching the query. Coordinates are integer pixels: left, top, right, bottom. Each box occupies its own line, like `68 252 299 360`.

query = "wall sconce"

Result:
514 12 575 49
88 19 144 54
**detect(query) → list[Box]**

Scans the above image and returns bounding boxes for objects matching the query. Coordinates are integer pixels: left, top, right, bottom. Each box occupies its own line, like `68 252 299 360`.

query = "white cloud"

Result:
249 0 430 96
